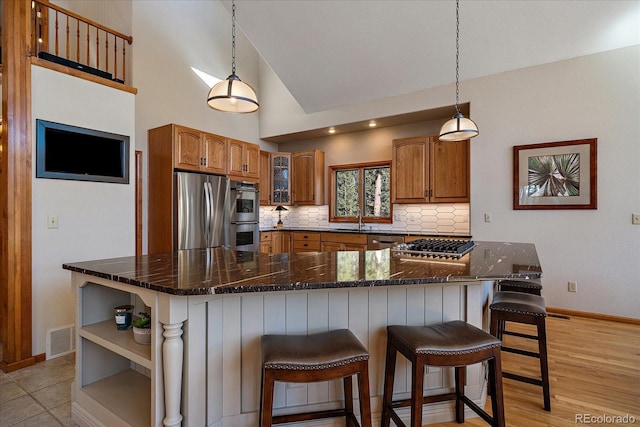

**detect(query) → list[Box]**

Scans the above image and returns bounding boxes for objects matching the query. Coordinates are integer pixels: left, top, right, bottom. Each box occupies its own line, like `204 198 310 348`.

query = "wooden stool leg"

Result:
343 375 354 427
381 339 397 427
537 318 551 411
489 349 505 427
357 363 372 427
410 356 424 427
260 369 275 427
455 366 466 423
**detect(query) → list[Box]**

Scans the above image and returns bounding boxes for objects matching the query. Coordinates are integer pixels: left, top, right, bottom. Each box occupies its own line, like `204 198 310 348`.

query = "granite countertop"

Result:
63 241 542 296
260 226 471 238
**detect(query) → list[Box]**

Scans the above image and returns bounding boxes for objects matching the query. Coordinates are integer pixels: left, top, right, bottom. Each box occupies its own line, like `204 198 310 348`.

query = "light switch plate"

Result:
632 213 640 225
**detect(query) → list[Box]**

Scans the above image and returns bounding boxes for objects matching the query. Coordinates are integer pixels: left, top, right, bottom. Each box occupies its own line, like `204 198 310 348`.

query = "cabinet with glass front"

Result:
271 153 291 206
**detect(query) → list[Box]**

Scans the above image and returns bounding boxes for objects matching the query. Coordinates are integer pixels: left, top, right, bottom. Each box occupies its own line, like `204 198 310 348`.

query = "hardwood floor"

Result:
430 315 640 426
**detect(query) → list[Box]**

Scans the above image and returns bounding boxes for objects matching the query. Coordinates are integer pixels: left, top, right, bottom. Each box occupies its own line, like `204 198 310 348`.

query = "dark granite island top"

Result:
63 241 542 296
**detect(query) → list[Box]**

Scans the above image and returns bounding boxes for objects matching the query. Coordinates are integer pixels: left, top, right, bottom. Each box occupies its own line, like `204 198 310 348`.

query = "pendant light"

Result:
207 0 259 113
439 0 478 141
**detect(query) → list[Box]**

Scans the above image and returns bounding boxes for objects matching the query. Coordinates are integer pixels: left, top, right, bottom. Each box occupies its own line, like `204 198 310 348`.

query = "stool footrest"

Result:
503 372 544 387
501 346 540 358
460 395 494 425
502 330 538 340
273 409 358 426
390 392 457 409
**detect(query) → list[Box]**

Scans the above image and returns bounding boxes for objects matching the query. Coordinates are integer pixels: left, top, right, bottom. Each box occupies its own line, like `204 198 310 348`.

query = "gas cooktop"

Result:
392 238 475 259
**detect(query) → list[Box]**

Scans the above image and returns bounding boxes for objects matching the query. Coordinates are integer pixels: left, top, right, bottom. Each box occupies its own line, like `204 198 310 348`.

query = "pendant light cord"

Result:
455 0 460 116
231 0 237 75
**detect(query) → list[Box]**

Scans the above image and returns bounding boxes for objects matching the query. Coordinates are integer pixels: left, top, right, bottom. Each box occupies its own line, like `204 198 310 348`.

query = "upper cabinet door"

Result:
430 138 470 203
392 137 429 203
227 139 260 181
259 151 272 205
244 143 260 179
202 132 227 175
174 126 203 172
291 150 324 206
271 153 291 205
227 139 245 176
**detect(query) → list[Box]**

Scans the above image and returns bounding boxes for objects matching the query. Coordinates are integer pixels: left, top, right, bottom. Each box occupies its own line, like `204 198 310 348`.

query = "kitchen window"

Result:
329 161 392 224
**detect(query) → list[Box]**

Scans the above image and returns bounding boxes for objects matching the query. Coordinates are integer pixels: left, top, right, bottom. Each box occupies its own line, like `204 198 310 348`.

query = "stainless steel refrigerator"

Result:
175 171 229 250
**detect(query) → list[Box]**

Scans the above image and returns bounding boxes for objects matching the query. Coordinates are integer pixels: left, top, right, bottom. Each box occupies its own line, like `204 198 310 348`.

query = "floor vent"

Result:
47 325 76 359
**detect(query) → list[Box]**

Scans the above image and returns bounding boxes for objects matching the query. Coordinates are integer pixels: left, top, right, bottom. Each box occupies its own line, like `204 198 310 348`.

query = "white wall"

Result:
260 46 640 319
31 65 136 355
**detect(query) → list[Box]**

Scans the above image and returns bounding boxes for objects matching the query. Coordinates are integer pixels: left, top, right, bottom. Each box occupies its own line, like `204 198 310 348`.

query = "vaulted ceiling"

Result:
228 0 640 114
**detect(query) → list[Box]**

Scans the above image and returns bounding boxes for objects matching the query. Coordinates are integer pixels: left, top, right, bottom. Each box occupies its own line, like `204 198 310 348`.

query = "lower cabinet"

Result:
260 232 272 253
292 232 321 252
320 232 367 251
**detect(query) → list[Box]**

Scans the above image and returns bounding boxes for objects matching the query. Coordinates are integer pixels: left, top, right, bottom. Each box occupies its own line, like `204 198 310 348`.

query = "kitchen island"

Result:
63 241 542 427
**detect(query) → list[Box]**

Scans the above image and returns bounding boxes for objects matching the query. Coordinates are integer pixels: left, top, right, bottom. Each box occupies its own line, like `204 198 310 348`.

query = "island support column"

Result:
158 294 188 427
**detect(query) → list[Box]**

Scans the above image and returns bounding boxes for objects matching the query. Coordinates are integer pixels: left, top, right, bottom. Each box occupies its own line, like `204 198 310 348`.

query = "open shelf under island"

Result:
63 241 542 427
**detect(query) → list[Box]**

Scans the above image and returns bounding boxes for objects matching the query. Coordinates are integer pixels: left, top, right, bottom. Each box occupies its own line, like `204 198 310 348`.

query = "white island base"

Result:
70 274 492 427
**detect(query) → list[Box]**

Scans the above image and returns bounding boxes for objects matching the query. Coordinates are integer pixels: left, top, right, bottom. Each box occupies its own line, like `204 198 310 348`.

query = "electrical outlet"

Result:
484 213 492 223
632 213 640 225
47 215 59 229
393 214 401 221
568 281 577 292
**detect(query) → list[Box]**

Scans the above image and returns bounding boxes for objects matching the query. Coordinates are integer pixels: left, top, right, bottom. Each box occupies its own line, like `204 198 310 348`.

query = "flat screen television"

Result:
36 119 130 184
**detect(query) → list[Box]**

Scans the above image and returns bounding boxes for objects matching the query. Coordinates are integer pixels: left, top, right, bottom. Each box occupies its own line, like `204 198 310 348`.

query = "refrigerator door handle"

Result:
204 181 212 247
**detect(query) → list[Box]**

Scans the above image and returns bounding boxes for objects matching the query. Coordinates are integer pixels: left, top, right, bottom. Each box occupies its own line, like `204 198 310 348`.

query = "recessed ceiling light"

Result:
368 120 377 127
328 127 336 134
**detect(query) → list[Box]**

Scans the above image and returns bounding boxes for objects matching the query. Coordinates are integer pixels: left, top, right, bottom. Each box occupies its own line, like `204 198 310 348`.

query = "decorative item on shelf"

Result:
113 304 133 330
132 312 152 345
207 0 259 113
439 0 479 142
274 205 288 229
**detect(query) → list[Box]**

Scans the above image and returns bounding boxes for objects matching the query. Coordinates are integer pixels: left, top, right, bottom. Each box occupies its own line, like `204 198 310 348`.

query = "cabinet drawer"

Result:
293 240 321 251
320 232 367 245
260 232 272 242
292 232 320 242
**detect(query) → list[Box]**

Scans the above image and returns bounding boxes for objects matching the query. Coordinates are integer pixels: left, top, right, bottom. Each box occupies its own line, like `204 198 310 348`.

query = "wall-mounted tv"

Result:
36 119 130 184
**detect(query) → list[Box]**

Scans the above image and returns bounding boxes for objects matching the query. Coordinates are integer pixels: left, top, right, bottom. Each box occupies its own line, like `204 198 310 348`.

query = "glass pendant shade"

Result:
439 113 479 141
207 73 259 113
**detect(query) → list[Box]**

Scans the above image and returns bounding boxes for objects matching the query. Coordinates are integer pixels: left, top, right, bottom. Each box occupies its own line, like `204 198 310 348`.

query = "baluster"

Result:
55 10 59 56
114 38 118 82
105 33 109 76
76 18 80 62
86 22 90 65
96 26 100 70
65 15 70 60
122 42 127 84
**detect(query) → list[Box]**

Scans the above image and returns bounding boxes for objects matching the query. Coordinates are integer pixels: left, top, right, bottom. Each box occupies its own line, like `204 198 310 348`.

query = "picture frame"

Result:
513 138 597 210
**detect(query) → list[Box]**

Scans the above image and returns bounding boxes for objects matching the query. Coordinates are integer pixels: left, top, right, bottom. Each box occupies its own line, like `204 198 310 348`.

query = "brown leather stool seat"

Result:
260 329 372 427
382 320 505 427
497 279 543 295
490 291 551 411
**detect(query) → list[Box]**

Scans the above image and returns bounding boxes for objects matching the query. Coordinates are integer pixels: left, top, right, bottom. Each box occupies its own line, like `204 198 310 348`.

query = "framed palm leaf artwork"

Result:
513 139 597 209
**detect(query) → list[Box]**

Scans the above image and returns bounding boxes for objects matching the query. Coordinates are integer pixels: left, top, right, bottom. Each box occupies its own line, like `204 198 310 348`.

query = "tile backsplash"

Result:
260 203 470 235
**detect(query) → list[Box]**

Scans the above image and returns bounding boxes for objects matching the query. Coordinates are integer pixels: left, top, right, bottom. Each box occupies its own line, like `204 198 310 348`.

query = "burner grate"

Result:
392 239 475 259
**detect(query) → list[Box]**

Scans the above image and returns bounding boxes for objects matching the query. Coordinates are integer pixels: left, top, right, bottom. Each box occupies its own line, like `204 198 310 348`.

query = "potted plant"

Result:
132 312 152 345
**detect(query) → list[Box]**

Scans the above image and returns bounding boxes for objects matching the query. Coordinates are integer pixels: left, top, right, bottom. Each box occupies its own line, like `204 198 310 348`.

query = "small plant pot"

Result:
133 327 151 345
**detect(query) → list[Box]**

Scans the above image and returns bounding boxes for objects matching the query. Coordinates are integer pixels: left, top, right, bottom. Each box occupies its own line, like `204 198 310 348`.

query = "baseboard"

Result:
547 307 640 325
0 352 44 373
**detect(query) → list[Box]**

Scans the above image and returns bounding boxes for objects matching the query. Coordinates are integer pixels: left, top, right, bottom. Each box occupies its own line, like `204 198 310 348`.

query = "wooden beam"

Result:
0 0 36 372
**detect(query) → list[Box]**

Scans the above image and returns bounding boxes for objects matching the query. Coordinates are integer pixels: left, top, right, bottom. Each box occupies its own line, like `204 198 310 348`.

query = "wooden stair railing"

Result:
31 0 133 85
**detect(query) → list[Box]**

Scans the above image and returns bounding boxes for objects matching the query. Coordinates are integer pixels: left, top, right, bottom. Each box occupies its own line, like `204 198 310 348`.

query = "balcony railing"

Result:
31 0 133 85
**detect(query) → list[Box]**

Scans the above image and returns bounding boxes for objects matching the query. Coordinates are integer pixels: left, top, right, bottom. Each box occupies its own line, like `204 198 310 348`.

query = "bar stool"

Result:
490 291 551 411
497 279 542 295
382 320 505 427
260 329 372 427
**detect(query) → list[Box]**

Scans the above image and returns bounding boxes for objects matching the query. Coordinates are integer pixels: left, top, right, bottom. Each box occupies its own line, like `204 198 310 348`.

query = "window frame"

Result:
329 160 392 224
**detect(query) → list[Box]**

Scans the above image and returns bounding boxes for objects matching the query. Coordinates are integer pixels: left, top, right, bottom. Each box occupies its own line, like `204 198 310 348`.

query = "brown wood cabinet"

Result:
320 232 367 252
227 138 260 181
260 232 272 253
392 136 469 204
271 153 292 206
154 123 227 175
271 231 292 254
259 151 271 205
292 150 325 205
292 232 321 252
148 123 228 253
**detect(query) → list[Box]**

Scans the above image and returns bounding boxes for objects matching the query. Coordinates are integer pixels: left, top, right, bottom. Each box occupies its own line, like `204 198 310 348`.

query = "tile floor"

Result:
0 349 77 427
